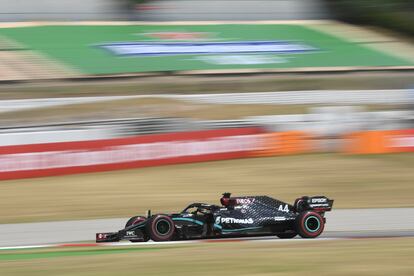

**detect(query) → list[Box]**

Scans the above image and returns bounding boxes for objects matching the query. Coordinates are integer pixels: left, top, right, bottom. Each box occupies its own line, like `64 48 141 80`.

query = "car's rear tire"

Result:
295 211 324 238
276 231 297 239
125 216 149 242
146 215 175 242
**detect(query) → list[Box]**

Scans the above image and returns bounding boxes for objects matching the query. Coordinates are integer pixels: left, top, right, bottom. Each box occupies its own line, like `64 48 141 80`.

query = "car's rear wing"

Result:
294 196 334 213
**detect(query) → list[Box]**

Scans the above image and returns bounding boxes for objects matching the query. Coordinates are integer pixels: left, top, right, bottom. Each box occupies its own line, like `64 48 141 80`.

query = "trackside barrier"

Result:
253 131 313 156
344 129 414 154
2 127 412 180
0 128 265 180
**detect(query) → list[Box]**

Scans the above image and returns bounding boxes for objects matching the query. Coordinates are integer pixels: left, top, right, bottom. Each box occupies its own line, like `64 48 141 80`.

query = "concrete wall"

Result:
135 0 330 21
0 0 129 21
0 128 115 146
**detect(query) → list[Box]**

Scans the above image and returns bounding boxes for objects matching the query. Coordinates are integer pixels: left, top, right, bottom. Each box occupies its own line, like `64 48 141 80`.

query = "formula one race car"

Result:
96 193 333 242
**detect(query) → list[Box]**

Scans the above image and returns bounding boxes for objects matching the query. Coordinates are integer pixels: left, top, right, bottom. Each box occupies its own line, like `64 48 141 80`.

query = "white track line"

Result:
0 244 52 250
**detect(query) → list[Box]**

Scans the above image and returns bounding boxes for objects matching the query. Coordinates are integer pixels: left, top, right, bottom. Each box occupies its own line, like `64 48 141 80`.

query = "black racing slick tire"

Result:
146 215 175 242
125 216 150 242
295 211 324 238
276 231 297 239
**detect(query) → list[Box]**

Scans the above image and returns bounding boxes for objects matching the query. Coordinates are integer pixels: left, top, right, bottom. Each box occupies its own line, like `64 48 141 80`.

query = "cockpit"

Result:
181 203 218 215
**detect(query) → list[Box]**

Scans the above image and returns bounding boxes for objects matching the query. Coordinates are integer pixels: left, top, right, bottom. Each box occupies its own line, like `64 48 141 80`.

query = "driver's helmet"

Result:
220 192 233 207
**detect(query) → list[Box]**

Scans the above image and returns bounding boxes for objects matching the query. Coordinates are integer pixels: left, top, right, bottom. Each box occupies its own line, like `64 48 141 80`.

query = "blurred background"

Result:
0 1 413 275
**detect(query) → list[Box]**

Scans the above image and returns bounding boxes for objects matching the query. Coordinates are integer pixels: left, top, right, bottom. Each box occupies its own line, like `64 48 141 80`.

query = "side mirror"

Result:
147 209 151 218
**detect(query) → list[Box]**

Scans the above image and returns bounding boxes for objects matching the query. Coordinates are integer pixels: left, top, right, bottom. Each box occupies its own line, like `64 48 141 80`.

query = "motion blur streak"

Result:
0 0 413 275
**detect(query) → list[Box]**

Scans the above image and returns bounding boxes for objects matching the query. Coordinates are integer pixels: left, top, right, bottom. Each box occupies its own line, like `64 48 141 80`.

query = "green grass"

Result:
0 24 410 74
0 247 168 261
0 238 413 275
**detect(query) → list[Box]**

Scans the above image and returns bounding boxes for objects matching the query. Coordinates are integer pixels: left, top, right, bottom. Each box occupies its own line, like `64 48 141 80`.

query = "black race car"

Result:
96 193 333 242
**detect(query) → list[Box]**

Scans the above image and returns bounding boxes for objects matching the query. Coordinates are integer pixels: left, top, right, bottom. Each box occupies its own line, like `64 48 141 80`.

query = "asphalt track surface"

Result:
1 208 413 247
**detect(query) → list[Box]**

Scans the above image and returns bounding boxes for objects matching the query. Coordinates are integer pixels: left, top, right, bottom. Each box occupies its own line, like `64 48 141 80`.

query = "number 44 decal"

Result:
278 204 289 212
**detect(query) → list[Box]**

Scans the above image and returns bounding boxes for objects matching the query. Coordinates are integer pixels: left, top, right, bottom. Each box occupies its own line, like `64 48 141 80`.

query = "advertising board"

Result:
0 128 264 180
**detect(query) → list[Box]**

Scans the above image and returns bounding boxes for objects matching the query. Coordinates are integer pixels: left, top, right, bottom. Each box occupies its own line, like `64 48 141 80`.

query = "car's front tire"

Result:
146 215 175 242
295 211 324 238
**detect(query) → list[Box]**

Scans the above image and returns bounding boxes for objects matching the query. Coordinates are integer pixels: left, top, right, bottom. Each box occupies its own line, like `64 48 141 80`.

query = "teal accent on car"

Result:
221 226 262 232
214 224 222 230
172 218 204 226
304 216 320 232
